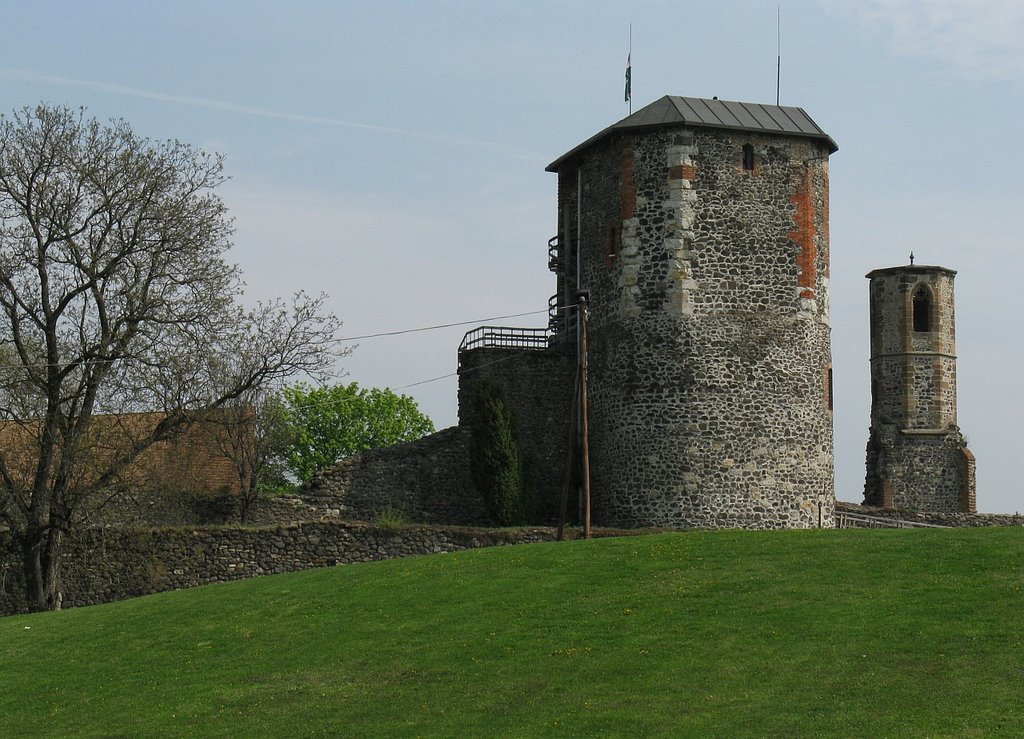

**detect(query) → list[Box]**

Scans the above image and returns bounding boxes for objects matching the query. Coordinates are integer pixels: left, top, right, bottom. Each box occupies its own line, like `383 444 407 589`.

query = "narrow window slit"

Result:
742 144 755 172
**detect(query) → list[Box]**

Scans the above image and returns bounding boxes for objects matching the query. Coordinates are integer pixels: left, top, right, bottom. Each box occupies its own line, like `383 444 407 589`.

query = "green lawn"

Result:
3 528 1024 737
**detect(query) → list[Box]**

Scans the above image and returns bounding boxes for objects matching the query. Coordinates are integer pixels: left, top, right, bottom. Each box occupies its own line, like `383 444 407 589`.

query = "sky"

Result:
2 0 1022 512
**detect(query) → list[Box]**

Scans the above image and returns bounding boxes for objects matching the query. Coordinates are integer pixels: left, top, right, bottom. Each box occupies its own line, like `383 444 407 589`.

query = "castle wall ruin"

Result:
863 266 975 512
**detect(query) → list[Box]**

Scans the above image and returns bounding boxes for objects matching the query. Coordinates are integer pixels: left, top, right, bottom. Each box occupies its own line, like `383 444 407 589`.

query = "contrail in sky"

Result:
0 68 543 161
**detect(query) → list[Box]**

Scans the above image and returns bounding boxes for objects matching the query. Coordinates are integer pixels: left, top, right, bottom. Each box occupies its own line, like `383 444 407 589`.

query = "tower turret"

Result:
546 96 837 528
864 264 976 512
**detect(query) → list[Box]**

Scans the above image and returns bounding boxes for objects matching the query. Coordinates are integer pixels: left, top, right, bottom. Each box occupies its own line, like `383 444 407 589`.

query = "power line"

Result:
340 309 548 342
0 306 558 372
397 352 524 391
0 304 570 410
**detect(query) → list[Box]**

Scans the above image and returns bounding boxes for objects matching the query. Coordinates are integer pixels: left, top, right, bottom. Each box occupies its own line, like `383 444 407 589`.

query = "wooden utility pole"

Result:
578 292 592 539
556 367 580 541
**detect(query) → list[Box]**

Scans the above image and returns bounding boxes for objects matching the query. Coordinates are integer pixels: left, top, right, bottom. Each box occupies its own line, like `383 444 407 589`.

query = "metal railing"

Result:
836 511 949 529
548 294 562 333
459 325 550 352
548 235 561 273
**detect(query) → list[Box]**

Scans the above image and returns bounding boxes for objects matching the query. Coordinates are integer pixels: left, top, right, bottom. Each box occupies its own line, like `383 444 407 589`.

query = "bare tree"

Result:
210 389 294 523
0 105 343 611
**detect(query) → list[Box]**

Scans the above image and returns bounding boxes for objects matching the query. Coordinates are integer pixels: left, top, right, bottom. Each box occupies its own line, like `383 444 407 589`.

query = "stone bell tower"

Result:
863 264 976 512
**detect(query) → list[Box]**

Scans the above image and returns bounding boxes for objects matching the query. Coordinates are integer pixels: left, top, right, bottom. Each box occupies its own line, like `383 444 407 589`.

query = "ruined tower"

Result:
545 96 837 529
864 265 976 512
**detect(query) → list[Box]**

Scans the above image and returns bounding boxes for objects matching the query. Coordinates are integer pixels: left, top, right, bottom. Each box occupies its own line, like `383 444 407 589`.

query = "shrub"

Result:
469 378 535 525
375 504 408 532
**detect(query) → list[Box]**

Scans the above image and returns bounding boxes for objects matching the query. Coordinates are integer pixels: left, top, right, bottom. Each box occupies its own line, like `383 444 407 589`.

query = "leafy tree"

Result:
0 105 343 611
280 382 435 482
469 377 535 525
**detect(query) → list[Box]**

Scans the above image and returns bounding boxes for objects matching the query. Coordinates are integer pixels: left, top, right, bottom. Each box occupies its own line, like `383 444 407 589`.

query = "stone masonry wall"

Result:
457 347 576 524
837 501 1019 528
868 268 958 430
865 424 973 512
0 522 603 616
864 266 973 512
555 126 834 529
300 426 487 526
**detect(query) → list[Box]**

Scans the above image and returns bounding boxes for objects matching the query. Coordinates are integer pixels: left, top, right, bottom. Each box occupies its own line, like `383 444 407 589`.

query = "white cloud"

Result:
0 68 544 162
827 0 1024 78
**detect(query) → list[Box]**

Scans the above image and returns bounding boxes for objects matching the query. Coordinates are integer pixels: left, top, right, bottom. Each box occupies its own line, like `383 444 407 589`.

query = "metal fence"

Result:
459 325 550 352
836 511 949 529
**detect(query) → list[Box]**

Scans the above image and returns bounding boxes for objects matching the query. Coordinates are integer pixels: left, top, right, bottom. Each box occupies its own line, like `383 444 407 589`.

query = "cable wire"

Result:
340 309 548 341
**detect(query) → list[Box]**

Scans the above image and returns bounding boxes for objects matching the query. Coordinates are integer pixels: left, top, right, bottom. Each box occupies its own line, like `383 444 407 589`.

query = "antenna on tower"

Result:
776 5 781 105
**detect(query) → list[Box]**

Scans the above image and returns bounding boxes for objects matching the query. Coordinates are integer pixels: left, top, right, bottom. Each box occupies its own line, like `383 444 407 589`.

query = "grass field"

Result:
2 527 1024 737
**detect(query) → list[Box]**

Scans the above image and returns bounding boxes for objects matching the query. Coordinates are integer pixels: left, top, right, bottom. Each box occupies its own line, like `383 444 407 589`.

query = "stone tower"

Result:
864 265 976 512
546 96 837 529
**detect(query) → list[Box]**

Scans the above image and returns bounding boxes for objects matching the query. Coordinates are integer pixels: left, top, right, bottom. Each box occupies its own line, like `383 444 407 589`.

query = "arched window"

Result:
912 285 932 332
742 143 755 171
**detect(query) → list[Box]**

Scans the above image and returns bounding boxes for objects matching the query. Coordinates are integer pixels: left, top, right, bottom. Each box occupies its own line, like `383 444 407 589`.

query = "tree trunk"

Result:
22 524 62 612
238 464 254 524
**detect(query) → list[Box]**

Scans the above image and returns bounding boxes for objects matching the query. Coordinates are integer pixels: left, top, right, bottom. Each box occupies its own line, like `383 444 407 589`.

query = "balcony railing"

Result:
459 325 550 352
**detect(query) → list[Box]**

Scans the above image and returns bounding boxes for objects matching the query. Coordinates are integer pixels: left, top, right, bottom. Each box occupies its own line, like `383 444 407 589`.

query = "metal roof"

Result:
866 265 957 279
546 95 838 172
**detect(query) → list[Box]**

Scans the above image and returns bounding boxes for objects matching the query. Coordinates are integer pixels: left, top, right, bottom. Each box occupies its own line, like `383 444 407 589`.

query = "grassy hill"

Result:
2 527 1023 737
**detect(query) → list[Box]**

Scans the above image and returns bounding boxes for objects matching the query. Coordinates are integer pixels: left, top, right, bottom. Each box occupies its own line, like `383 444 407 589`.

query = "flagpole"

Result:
625 24 632 114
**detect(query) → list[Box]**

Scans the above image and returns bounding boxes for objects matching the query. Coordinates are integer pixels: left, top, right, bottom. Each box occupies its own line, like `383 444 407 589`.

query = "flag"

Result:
624 53 631 103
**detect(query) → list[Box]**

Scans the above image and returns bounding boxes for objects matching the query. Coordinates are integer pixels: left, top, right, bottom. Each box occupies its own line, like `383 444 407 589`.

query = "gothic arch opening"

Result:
912 284 932 332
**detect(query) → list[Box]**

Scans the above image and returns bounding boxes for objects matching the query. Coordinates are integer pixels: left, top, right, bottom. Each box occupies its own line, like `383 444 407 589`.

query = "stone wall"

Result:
457 346 577 524
300 426 487 526
65 484 330 529
0 522 626 615
837 501 1022 528
867 267 958 430
865 425 973 513
552 125 835 529
863 266 975 512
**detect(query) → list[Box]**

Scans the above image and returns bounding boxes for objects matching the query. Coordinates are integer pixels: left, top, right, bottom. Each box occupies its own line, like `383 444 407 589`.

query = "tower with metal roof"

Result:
546 96 837 528
863 264 976 512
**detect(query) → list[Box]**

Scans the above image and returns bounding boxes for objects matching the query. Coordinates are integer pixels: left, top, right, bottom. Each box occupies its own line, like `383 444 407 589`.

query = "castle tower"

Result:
864 265 976 512
546 96 837 529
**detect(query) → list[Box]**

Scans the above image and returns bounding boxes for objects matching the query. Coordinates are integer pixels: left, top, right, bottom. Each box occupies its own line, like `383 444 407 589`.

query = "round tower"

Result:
547 96 837 529
864 265 976 512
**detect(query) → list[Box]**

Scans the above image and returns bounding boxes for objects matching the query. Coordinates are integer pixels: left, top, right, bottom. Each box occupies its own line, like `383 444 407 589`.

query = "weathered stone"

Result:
546 113 836 529
863 266 976 512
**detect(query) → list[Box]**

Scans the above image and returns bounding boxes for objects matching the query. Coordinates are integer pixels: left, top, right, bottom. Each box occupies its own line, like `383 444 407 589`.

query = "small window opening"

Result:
742 144 755 171
912 285 931 332
826 365 834 413
604 224 619 267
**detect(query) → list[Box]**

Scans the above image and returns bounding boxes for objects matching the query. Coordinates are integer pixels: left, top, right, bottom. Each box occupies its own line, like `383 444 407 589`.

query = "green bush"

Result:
374 503 408 532
469 378 535 525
